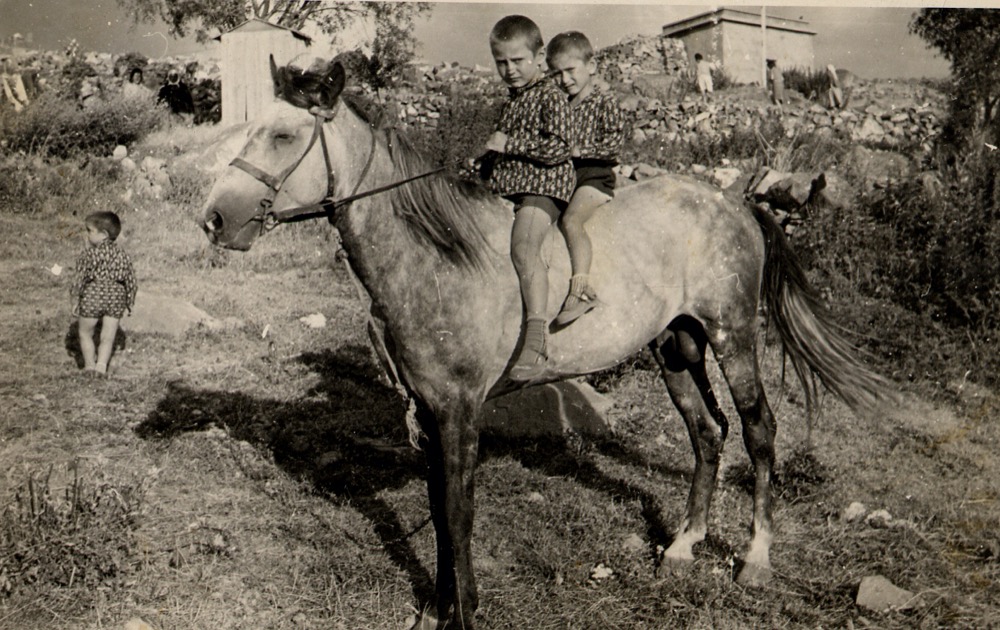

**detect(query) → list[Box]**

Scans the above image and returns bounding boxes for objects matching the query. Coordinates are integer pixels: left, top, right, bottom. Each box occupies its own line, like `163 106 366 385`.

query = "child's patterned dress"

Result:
72 241 137 318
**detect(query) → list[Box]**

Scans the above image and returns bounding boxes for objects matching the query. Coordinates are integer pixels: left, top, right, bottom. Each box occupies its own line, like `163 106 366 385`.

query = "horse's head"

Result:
201 57 347 250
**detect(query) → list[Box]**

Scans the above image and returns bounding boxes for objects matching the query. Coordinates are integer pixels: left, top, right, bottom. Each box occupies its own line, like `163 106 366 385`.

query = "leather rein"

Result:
229 104 446 232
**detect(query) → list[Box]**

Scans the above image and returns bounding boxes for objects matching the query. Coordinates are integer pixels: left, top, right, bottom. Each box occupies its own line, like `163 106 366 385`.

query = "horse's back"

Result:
542 173 766 372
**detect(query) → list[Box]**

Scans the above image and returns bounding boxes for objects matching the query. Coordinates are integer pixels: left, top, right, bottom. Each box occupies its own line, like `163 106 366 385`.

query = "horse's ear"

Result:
319 61 346 108
269 54 285 97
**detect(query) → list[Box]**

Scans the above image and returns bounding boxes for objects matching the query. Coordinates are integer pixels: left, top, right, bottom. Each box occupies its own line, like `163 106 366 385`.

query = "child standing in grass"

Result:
485 15 575 381
546 31 625 326
694 53 715 103
71 211 137 376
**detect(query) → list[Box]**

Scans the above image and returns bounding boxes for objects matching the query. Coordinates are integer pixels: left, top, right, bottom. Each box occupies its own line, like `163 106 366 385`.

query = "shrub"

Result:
783 66 829 101
1 90 165 158
711 65 737 90
0 467 143 608
405 85 506 172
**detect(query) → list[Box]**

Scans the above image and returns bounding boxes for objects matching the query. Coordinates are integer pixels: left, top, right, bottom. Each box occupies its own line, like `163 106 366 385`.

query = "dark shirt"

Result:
489 77 575 203
157 81 194 115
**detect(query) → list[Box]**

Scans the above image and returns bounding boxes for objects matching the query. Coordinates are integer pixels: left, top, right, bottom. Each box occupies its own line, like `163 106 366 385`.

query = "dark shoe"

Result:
508 336 549 382
508 340 548 382
554 292 598 326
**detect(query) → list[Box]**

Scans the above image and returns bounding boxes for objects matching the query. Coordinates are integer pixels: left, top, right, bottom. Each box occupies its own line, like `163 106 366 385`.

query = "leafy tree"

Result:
910 9 1000 147
116 0 431 88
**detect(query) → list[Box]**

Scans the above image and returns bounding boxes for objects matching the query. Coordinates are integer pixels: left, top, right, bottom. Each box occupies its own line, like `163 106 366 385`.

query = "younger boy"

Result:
71 211 137 376
546 31 625 326
485 15 575 380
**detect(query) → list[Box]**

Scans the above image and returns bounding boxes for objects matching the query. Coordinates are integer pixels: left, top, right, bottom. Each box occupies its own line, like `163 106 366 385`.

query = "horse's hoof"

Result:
736 562 772 588
654 555 693 579
406 610 440 630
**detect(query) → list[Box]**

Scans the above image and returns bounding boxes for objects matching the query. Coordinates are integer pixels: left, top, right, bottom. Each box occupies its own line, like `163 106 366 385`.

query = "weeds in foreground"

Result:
0 465 144 617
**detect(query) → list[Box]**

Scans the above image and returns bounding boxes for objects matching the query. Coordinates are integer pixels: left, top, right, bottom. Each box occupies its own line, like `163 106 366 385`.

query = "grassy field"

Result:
1 123 998 630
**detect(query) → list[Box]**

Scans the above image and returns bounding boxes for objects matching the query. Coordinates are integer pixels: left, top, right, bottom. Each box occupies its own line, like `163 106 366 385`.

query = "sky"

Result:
0 0 966 79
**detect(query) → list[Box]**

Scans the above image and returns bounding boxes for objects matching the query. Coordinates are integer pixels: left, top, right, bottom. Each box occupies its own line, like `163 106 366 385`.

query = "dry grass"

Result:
1 124 998 630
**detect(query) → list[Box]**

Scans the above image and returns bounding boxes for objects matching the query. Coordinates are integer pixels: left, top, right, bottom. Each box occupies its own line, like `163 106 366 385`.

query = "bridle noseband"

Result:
228 103 444 233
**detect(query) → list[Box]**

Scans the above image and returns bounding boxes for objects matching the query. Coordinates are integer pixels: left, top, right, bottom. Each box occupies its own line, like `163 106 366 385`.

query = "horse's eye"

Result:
274 133 294 142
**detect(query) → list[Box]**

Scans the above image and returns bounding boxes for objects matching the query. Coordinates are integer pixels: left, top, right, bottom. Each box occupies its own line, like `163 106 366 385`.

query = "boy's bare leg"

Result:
78 316 99 370
94 315 120 374
556 187 611 325
511 203 559 318
509 203 559 378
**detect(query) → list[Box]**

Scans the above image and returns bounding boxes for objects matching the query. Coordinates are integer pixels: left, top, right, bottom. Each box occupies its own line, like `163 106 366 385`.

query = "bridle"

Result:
228 103 446 233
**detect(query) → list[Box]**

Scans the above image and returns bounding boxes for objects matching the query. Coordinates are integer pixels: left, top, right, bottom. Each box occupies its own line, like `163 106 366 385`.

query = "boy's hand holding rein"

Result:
486 131 508 154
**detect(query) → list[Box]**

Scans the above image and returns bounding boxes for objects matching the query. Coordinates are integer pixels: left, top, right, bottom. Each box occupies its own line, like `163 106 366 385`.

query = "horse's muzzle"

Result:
203 211 224 240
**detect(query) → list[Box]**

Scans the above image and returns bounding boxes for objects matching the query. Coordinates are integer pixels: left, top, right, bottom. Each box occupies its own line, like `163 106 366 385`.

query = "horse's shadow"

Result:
134 345 715 603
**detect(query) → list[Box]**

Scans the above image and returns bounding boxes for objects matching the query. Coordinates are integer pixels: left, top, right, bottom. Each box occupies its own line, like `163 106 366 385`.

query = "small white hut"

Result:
216 18 312 126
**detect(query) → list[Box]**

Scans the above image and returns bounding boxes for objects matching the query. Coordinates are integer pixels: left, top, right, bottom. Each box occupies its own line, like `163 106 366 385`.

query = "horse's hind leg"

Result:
650 318 730 570
708 321 777 587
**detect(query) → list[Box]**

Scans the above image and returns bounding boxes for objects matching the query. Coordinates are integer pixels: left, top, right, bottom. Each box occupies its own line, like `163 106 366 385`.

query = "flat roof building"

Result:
663 8 816 86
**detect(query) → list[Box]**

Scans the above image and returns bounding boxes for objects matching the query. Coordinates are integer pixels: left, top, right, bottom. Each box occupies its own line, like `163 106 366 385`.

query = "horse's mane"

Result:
273 61 497 273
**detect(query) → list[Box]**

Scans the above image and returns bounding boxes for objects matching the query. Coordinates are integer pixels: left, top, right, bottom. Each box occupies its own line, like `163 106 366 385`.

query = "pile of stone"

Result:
386 34 944 155
594 34 689 85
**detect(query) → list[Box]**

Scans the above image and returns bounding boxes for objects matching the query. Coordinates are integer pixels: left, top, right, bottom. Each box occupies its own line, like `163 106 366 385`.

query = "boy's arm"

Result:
70 249 91 300
502 90 572 165
577 96 626 162
124 257 137 312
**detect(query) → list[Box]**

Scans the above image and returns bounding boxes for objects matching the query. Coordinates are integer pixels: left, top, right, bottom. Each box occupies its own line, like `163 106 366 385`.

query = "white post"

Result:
761 6 767 90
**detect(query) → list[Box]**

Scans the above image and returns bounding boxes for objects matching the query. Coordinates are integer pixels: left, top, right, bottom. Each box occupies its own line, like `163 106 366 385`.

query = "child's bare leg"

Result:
511 203 559 318
509 202 559 379
95 315 120 374
556 186 611 325
78 317 99 370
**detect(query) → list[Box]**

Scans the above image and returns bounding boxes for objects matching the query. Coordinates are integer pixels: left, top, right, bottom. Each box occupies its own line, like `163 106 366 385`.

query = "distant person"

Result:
546 31 625 326
826 64 845 110
122 67 152 101
1 57 30 112
79 76 103 110
693 53 717 103
484 15 574 380
157 69 194 121
767 59 785 106
71 211 137 377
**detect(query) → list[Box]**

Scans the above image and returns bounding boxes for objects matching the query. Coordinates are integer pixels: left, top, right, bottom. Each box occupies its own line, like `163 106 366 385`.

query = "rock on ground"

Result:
856 575 918 612
124 290 242 337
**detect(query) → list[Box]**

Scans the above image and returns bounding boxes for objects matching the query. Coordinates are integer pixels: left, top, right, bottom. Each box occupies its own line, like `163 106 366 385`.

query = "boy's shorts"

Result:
575 165 617 198
79 281 127 319
506 194 567 216
698 75 714 93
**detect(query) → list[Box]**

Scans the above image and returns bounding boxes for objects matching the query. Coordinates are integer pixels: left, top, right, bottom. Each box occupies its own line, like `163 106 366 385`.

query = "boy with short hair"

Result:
546 31 625 326
71 211 137 376
694 53 714 103
485 15 575 380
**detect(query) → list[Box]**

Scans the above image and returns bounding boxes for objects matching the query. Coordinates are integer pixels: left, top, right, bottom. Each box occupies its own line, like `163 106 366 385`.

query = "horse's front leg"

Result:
415 396 481 629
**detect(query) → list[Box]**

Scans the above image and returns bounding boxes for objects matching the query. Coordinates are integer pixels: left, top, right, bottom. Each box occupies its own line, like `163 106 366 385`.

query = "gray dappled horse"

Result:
202 59 893 629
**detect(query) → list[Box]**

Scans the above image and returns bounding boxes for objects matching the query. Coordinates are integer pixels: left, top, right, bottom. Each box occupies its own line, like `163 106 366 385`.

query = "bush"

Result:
405 85 506 172
622 115 788 171
783 66 829 101
0 154 124 215
0 467 143 606
1 90 165 159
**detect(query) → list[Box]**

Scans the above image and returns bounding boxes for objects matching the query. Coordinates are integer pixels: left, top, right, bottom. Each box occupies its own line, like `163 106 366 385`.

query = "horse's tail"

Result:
752 203 896 415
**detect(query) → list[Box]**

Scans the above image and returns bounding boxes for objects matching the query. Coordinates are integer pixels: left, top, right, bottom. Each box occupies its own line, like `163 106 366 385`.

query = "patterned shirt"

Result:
571 90 626 165
490 77 575 203
71 240 137 309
